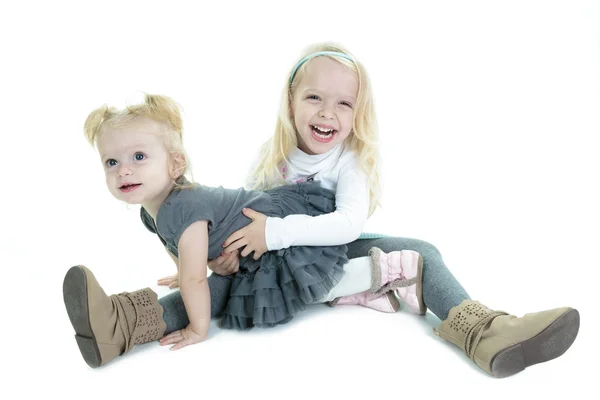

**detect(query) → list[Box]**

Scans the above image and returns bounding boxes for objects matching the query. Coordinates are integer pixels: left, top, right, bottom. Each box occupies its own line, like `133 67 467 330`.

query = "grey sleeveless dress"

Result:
140 180 348 330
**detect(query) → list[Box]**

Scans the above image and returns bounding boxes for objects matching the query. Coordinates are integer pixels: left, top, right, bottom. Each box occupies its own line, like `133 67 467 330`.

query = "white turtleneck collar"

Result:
287 144 344 174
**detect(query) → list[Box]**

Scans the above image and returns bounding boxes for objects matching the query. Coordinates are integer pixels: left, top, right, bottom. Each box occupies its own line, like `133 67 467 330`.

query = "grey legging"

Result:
159 237 471 334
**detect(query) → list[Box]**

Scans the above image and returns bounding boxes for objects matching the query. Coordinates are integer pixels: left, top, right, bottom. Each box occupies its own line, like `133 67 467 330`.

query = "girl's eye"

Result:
340 101 353 108
307 95 320 100
106 159 117 167
134 153 145 161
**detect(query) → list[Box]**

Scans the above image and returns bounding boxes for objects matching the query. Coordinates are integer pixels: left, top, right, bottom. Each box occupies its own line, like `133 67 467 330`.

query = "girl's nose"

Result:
118 165 132 177
318 103 335 119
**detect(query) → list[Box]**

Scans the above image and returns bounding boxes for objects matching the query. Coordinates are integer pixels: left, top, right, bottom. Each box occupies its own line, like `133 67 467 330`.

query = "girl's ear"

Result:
169 151 187 179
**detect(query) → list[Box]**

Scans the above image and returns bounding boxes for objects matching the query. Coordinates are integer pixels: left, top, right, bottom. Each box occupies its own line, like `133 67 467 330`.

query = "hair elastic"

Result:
289 51 354 85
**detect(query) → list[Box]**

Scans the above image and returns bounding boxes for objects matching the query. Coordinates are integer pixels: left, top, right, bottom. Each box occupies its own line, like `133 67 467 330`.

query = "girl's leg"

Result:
161 251 414 333
320 247 426 314
63 265 167 368
344 237 470 320
159 273 233 335
343 237 580 379
320 257 372 301
63 266 234 368
319 255 402 313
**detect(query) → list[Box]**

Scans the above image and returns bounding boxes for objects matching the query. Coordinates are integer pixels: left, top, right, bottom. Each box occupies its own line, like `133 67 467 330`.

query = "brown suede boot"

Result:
63 265 167 368
434 300 580 378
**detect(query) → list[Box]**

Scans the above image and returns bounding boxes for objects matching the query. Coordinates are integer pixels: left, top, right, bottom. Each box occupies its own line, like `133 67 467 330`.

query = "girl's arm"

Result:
221 152 369 258
175 220 211 342
265 164 369 250
222 160 369 257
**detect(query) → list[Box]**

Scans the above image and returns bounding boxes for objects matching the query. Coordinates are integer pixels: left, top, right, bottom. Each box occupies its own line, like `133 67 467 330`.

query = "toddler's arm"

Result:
176 220 211 343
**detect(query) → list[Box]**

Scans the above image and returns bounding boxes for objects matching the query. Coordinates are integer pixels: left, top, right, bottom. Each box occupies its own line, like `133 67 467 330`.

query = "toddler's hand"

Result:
222 208 268 260
159 324 206 350
157 273 179 289
208 250 240 275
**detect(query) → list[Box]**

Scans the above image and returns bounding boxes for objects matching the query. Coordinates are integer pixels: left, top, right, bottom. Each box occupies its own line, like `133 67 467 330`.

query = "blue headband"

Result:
289 51 354 85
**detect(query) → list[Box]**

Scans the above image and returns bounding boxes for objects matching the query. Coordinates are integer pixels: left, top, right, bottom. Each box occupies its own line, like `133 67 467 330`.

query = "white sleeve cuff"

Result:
265 216 286 251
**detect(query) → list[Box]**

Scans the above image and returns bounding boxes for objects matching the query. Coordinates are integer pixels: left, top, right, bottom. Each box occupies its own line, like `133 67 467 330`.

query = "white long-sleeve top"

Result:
250 144 370 251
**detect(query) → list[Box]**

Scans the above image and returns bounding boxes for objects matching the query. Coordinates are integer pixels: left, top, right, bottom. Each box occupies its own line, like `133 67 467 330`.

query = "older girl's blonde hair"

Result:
246 42 382 216
83 93 195 189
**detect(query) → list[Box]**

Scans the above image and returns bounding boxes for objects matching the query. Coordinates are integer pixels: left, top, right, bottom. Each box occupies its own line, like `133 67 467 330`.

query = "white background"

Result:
2 0 598 398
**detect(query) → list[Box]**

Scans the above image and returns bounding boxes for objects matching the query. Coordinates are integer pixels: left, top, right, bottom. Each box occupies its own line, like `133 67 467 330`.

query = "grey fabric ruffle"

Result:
219 181 348 330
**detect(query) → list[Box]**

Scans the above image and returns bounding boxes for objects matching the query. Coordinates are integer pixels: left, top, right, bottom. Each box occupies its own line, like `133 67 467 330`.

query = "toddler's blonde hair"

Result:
83 93 194 188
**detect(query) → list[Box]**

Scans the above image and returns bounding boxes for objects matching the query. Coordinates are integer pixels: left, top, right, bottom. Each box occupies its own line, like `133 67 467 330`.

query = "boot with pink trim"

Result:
329 247 427 315
328 290 400 313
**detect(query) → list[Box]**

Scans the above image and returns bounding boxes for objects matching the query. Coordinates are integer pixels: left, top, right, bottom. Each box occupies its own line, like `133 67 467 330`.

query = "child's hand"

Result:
208 250 240 275
222 208 268 260
159 324 206 350
157 273 179 289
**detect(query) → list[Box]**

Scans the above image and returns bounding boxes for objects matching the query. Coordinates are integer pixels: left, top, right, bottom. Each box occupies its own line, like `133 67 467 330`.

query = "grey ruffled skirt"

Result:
219 181 348 330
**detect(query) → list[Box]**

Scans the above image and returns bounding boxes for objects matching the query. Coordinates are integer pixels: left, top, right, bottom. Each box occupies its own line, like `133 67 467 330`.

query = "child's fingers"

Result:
158 275 176 283
159 331 182 345
170 339 192 351
241 207 259 220
227 250 239 259
226 251 238 264
161 330 181 340
240 245 254 258
228 251 240 272
224 238 248 254
222 229 246 249
216 256 226 265
225 258 239 274
212 255 226 266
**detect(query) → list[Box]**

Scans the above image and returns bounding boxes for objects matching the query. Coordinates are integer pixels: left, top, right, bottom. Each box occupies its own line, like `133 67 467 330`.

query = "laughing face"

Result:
291 56 358 155
97 117 175 209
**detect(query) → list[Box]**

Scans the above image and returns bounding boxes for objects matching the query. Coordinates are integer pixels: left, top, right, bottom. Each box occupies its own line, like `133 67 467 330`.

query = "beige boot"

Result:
63 265 167 368
434 300 579 378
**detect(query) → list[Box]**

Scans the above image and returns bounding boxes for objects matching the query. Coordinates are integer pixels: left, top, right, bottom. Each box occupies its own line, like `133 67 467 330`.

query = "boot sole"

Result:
416 255 426 315
63 266 102 368
490 308 580 378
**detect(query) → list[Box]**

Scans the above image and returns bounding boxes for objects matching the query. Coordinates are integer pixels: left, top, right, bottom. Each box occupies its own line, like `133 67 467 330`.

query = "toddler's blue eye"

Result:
135 153 145 161
106 159 117 167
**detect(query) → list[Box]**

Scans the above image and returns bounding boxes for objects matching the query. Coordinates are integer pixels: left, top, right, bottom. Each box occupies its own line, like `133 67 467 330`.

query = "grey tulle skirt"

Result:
219 181 348 330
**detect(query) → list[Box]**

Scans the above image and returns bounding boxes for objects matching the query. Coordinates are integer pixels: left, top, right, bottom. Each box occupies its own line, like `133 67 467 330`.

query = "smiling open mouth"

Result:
119 183 142 192
311 125 337 142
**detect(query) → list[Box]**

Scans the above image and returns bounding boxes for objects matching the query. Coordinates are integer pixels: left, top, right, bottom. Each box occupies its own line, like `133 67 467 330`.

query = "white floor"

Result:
8 225 595 399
